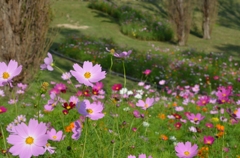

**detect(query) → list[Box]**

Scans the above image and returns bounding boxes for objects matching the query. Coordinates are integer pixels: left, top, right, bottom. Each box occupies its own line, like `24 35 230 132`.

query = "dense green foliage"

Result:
88 0 173 41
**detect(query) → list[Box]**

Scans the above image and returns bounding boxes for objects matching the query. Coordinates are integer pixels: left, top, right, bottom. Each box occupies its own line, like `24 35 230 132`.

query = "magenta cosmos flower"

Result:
203 136 215 145
143 69 152 75
0 106 7 114
40 53 54 71
77 100 104 120
70 61 106 87
0 60 22 86
7 119 48 158
175 141 198 158
136 97 155 110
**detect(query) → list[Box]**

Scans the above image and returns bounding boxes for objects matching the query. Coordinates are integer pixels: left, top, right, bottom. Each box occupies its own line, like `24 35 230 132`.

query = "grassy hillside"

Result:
50 0 240 57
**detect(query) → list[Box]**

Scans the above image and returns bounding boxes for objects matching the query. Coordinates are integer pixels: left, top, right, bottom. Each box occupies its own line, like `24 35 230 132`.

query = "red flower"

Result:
92 89 99 95
174 122 182 129
112 84 122 91
62 109 69 115
83 90 90 97
173 113 182 119
63 102 75 110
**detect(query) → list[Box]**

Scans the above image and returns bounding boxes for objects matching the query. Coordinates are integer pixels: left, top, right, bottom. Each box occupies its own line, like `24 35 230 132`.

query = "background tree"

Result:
202 0 218 39
0 0 52 83
168 0 194 46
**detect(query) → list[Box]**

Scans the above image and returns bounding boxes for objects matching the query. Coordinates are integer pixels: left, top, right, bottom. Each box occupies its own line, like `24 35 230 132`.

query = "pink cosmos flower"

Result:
69 96 79 104
114 50 132 58
0 89 5 97
128 154 152 158
8 99 18 104
40 53 54 71
159 80 165 85
77 100 104 120
136 97 154 110
93 82 104 90
203 136 215 145
143 69 151 75
187 113 205 124
133 110 141 118
44 143 56 154
17 83 28 90
54 83 67 93
197 95 210 106
61 72 72 80
0 106 7 114
236 108 240 119
7 119 49 158
47 128 64 142
175 141 198 158
0 60 22 86
70 61 106 87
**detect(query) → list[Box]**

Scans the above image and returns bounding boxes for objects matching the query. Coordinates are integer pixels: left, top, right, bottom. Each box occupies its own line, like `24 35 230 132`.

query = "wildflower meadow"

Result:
1 50 240 158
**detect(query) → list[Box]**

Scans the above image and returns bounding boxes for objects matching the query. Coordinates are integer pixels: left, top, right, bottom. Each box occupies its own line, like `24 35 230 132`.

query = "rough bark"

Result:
168 0 193 46
202 0 218 39
0 0 51 83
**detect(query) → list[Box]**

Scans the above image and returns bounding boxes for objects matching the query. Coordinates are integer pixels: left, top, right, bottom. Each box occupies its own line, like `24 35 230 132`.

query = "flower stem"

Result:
110 56 113 74
82 119 88 158
0 124 9 158
122 61 126 88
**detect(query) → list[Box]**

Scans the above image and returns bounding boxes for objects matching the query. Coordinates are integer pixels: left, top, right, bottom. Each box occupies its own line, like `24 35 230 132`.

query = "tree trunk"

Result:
202 0 218 39
203 17 211 39
177 0 186 46
0 0 51 84
168 0 193 46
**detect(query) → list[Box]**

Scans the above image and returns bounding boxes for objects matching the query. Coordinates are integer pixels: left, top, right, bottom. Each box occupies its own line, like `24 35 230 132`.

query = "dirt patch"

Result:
56 24 89 29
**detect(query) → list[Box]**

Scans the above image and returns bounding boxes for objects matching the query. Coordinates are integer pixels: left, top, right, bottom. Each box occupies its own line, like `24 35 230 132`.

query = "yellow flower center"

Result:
184 151 190 156
144 104 149 108
66 105 71 109
25 136 34 145
194 117 199 121
87 109 93 114
46 143 50 147
52 135 57 139
0 109 2 113
110 49 115 55
84 72 91 79
3 72 10 79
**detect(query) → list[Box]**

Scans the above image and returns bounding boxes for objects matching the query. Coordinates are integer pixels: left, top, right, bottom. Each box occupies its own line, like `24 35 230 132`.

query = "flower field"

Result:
1 51 240 158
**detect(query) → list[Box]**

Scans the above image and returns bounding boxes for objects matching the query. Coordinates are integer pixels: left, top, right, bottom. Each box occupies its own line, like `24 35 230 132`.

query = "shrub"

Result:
88 0 174 41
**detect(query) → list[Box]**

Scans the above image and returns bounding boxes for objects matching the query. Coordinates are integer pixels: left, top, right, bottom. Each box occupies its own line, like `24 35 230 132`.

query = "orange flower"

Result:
197 146 209 158
202 107 208 112
160 134 168 141
65 122 75 132
216 131 224 138
158 113 166 120
216 124 224 131
172 102 178 106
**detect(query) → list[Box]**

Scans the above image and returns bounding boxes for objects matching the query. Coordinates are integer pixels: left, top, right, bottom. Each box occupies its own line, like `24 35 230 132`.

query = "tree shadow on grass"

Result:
141 0 168 18
217 0 240 30
214 44 240 58
91 10 120 24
